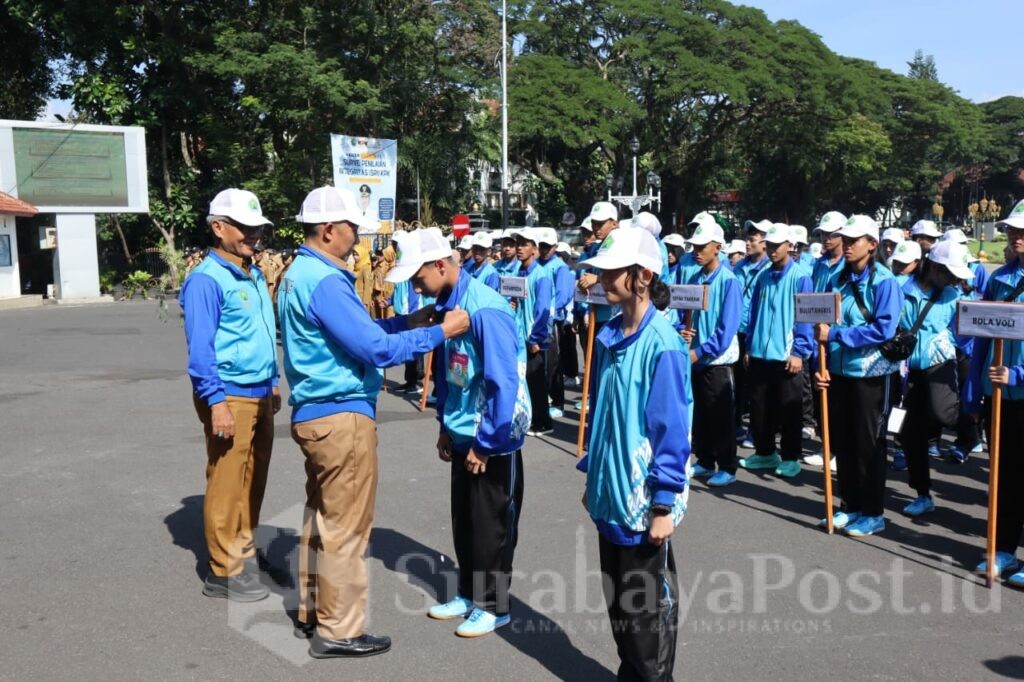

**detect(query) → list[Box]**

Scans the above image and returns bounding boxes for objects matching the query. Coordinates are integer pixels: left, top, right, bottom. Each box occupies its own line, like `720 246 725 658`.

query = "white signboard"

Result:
957 301 1024 340
499 275 528 299
795 293 841 324
330 134 398 235
0 120 148 214
574 283 608 306
668 284 708 311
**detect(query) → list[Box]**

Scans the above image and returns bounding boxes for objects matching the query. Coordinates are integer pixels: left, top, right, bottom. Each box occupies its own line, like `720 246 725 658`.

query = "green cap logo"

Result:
600 235 615 251
248 198 259 212
1013 201 1024 216
845 216 857 226
394 244 402 261
694 225 704 235
822 214 833 222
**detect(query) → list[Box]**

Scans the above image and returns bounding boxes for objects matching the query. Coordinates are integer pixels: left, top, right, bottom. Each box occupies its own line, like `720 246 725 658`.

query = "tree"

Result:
907 49 939 82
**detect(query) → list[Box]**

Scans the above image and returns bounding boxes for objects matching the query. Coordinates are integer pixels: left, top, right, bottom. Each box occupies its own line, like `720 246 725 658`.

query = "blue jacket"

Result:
515 260 554 348
576 305 691 546
494 256 519 275
798 251 816 272
578 241 617 324
812 254 845 293
465 259 501 291
432 270 531 455
899 277 960 372
180 250 279 406
747 259 814 361
278 245 445 423
540 254 575 322
687 262 742 366
965 260 1024 410
390 279 421 316
657 239 672 285
734 254 770 334
825 263 904 378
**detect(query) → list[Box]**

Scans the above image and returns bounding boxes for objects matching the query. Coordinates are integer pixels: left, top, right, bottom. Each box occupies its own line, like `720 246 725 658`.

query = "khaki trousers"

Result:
193 395 274 577
292 412 378 640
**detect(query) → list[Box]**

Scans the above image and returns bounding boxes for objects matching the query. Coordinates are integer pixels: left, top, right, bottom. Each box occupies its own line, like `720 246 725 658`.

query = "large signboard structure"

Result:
330 134 397 236
0 120 148 301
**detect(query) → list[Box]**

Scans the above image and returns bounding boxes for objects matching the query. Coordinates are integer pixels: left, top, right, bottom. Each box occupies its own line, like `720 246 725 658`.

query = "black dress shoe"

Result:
308 632 392 659
294 621 315 639
202 572 269 602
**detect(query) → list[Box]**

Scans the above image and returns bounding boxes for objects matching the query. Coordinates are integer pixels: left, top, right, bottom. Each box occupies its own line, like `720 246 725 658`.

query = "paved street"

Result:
1 302 1022 681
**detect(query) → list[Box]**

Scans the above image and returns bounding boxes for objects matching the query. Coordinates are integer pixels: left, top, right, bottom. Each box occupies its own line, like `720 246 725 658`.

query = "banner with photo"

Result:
330 134 398 235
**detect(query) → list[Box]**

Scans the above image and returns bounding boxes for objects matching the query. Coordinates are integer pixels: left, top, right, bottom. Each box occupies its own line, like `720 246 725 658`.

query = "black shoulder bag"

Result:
844 266 928 362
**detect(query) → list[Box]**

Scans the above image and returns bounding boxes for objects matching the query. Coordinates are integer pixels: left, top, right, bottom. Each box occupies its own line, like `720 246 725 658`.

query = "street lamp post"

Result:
607 136 661 216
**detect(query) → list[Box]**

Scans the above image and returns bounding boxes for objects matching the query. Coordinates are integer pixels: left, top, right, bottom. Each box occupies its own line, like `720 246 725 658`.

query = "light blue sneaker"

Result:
574 400 583 410
738 452 782 470
903 495 935 517
455 609 511 638
691 463 715 478
819 510 861 530
971 442 984 454
973 552 1020 576
774 460 802 478
844 515 886 537
428 596 473 620
707 471 736 487
1006 568 1024 589
740 430 755 449
548 407 564 419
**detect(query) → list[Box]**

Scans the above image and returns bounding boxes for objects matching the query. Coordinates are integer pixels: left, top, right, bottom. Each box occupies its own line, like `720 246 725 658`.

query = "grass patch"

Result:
967 238 1006 264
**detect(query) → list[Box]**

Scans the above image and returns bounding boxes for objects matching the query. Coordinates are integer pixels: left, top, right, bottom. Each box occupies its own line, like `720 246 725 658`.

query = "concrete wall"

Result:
0 215 20 298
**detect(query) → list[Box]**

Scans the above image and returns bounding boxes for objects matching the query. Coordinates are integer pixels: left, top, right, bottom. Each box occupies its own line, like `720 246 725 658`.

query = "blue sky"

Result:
741 0 1020 102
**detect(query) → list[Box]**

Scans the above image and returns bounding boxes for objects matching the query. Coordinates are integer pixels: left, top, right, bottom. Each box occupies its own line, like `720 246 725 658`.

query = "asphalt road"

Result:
1 302 1022 681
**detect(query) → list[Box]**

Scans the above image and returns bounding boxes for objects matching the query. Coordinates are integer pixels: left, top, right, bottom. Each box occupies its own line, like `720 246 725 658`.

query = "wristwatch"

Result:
650 504 672 516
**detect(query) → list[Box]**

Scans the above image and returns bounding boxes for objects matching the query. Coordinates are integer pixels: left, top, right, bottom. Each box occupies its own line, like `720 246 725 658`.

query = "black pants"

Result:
559 321 579 379
598 536 678 682
954 351 981 450
901 361 960 495
996 400 1024 554
404 356 423 387
747 358 804 461
451 448 524 616
527 347 552 430
547 331 564 409
733 334 748 427
829 373 891 517
801 362 816 431
692 365 737 474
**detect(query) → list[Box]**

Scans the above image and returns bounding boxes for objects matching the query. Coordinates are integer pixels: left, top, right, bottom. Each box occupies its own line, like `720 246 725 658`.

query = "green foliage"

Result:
123 270 154 300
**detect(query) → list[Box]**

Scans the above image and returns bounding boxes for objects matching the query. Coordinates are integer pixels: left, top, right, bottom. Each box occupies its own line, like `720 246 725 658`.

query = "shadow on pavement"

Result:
984 655 1024 679
165 495 208 580
369 527 615 682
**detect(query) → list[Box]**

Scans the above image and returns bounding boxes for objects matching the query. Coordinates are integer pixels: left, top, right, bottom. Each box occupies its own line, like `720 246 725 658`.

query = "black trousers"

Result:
692 365 737 474
559 321 579 379
527 346 552 430
899 369 938 497
801 362 816 430
598 536 678 682
451 448 524 616
547 331 564 409
955 351 982 450
828 374 891 517
733 334 748 427
747 358 804 461
404 355 423 387
996 401 1024 554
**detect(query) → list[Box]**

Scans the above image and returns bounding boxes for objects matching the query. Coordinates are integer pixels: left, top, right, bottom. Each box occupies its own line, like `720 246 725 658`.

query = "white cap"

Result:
386 228 454 283
765 223 792 244
940 228 968 244
295 186 375 229
510 227 541 244
619 218 633 229
535 227 559 246
581 201 618 229
499 229 518 241
686 219 725 246
881 227 905 243
744 218 772 233
928 240 974 280
210 188 273 227
457 235 473 250
890 240 921 264
837 214 880 241
580 227 663 275
997 199 1024 231
470 231 493 249
662 233 686 247
790 225 809 245
634 212 662 237
725 239 746 255
555 241 573 255
815 211 847 233
808 243 823 258
910 219 941 239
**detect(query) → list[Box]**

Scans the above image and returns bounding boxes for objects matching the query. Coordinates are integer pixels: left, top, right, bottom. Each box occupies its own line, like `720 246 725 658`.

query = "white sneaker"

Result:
802 453 836 472
802 426 816 440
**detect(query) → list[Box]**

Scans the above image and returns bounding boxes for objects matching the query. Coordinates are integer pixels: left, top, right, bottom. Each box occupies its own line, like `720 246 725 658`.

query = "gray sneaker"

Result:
203 572 269 602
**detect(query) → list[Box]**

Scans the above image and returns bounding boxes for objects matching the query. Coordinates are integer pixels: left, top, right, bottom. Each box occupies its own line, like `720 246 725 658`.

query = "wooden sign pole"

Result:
818 342 834 535
419 351 433 412
985 338 1004 588
576 308 597 458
